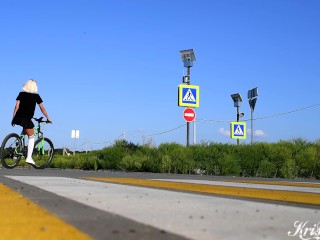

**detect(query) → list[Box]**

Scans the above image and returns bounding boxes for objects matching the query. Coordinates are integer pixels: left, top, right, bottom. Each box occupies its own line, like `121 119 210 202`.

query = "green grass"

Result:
48 138 320 179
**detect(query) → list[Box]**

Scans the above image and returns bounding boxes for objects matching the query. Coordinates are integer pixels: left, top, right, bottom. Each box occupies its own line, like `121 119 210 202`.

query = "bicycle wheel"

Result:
1 133 23 169
32 137 54 169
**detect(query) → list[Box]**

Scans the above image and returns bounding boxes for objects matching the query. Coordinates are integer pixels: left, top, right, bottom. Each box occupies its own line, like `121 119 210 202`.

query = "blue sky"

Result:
0 0 319 150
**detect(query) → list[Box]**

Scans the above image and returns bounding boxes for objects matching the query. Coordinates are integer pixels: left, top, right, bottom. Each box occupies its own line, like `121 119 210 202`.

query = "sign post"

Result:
71 130 80 155
179 49 198 146
248 87 258 145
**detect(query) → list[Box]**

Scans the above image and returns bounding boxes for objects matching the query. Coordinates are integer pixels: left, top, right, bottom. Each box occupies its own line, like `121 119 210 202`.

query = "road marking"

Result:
0 183 92 240
151 179 320 194
226 179 320 188
85 178 320 206
5 176 320 240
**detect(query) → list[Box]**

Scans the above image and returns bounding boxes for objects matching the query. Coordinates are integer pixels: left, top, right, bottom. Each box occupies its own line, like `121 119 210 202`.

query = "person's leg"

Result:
25 128 35 164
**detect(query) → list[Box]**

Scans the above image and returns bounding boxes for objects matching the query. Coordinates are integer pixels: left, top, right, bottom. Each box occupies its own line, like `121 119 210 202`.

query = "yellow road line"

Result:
0 183 92 240
85 178 320 206
226 179 320 188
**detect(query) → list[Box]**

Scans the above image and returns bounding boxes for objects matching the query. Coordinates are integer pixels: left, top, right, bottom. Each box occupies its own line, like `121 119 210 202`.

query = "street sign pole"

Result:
179 49 196 147
193 119 196 145
71 130 80 155
248 88 258 145
251 108 253 146
236 106 240 145
186 66 191 147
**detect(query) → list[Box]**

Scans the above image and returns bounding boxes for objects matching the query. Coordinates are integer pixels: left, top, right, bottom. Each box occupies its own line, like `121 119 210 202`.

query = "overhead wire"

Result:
73 103 319 149
197 103 320 124
144 123 186 137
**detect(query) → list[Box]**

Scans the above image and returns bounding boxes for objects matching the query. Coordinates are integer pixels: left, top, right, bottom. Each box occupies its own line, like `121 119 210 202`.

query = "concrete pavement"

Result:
0 168 319 240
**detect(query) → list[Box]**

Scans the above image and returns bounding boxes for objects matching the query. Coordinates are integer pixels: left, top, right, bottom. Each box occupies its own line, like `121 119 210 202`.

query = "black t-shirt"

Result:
15 92 43 119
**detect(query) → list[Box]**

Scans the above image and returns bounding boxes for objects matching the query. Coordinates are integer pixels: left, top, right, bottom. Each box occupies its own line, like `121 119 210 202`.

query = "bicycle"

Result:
0 117 54 169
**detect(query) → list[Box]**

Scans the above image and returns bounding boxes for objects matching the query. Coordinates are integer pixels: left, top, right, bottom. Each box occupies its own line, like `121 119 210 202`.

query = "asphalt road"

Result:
0 168 319 240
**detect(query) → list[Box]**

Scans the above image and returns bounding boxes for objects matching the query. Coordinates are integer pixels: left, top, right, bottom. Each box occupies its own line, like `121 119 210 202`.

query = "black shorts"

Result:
12 117 34 129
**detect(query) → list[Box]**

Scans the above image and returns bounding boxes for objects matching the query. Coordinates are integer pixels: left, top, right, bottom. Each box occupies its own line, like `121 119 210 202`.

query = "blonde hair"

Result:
22 79 38 94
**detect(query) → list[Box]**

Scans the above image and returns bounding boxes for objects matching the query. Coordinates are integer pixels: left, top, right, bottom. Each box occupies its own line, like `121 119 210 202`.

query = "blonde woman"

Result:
12 79 52 165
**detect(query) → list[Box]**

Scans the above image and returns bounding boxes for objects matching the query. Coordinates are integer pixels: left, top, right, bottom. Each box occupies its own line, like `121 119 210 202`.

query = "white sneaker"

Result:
26 158 36 165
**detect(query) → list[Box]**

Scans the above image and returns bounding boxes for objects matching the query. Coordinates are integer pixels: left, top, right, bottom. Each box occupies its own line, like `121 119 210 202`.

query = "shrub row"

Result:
50 138 320 179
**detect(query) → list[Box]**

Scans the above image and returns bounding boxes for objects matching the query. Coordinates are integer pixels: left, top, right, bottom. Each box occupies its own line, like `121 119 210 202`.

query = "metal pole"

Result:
193 119 196 144
236 106 239 146
74 138 76 156
186 66 191 147
187 122 190 146
251 109 253 145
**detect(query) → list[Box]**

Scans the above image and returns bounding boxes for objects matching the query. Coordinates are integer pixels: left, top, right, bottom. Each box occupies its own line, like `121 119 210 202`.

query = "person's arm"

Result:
39 103 52 123
12 100 20 126
13 100 20 118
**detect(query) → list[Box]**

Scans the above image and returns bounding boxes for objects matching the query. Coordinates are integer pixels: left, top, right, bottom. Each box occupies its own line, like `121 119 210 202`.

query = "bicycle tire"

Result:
0 133 23 169
31 137 54 169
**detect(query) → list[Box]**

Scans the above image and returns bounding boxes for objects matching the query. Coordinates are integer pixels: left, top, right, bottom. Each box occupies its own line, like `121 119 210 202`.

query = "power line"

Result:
75 125 187 149
197 103 320 124
69 103 320 149
145 123 186 137
248 103 320 121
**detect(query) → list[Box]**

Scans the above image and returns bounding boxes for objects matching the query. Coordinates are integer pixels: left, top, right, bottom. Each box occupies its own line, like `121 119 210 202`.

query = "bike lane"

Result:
0 173 186 240
0 182 91 240
4 174 320 240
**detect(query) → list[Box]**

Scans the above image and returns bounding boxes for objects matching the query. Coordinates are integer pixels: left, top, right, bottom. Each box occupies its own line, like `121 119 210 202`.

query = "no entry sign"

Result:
183 108 196 122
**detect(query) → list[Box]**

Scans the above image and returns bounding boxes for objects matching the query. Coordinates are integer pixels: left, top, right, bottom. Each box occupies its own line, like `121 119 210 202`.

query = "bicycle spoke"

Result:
1 133 23 169
32 138 54 169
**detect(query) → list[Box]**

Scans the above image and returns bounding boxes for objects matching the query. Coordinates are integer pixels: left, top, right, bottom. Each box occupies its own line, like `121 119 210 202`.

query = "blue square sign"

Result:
178 84 200 108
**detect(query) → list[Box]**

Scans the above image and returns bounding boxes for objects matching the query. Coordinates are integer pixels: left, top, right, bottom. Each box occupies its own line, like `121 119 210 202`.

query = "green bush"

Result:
95 140 140 170
140 148 162 173
217 154 241 176
120 154 147 172
313 140 320 179
236 143 267 177
267 142 294 178
190 142 222 175
46 139 320 180
295 146 317 178
280 158 297 179
159 154 172 173
256 160 277 178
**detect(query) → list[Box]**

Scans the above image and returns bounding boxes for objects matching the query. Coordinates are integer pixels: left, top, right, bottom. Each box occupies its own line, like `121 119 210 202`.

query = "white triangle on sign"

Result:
183 89 196 102
235 125 244 135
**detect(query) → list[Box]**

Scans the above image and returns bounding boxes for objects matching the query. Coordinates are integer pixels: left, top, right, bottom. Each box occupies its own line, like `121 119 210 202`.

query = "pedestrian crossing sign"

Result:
230 122 247 139
178 84 200 108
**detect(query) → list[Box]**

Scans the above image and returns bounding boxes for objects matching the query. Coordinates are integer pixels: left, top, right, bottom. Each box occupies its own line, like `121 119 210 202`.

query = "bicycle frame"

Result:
19 121 46 155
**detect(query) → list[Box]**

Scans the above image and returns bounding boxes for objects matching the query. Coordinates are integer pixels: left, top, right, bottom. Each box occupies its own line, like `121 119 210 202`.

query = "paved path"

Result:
0 168 319 240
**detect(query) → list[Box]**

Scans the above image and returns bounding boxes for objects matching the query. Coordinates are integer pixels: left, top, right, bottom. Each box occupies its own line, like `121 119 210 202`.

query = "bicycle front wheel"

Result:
1 133 23 169
32 137 54 169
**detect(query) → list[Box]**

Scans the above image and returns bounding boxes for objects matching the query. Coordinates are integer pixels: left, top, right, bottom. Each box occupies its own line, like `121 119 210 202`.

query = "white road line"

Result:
6 176 320 240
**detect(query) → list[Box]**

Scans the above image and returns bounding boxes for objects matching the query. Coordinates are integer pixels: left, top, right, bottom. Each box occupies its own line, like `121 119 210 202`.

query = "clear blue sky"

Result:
0 0 319 150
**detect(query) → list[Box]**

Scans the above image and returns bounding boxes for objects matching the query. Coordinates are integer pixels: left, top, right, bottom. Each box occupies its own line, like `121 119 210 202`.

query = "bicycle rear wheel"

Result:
32 137 54 169
1 133 23 169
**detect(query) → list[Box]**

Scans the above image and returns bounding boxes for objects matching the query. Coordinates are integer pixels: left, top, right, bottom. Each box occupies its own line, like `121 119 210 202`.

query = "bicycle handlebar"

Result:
33 117 52 124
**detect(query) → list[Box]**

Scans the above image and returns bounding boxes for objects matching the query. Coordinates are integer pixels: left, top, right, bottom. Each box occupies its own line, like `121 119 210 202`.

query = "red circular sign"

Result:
183 108 196 122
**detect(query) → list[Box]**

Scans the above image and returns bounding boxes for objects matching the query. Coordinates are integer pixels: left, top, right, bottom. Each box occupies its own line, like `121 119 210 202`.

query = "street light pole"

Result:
251 109 253 145
248 87 258 145
231 93 244 146
179 49 196 147
186 66 191 147
236 106 240 145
